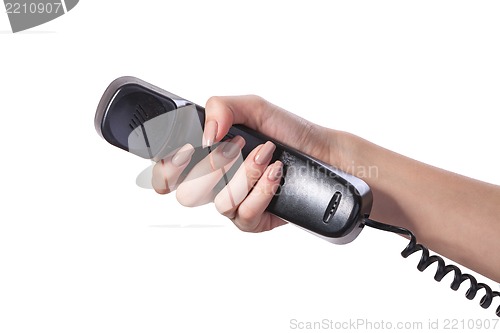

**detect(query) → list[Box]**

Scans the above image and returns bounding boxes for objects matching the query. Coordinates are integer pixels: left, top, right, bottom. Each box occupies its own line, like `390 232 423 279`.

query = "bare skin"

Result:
152 95 500 283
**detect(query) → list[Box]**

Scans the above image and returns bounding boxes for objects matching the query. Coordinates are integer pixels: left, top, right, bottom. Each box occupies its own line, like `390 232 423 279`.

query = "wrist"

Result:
327 130 358 173
328 130 380 181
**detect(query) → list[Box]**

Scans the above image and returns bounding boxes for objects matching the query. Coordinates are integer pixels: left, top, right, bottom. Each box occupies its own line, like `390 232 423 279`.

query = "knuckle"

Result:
235 207 259 231
248 94 265 104
246 164 264 181
205 96 224 111
175 184 199 207
213 195 227 215
153 186 170 195
214 192 237 219
233 220 256 233
152 163 169 194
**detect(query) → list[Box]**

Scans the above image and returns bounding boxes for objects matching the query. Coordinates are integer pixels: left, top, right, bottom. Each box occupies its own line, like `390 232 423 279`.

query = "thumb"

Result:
203 95 270 147
203 95 323 159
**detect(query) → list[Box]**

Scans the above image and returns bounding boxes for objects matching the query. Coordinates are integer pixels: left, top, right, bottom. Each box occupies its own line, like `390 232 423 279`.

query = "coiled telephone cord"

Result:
364 218 500 317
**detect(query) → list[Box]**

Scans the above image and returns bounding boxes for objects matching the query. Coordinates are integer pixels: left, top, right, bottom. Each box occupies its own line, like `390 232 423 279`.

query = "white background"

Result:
1 1 499 332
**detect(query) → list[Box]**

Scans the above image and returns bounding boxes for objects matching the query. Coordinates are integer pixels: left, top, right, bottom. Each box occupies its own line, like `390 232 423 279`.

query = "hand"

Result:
152 95 336 232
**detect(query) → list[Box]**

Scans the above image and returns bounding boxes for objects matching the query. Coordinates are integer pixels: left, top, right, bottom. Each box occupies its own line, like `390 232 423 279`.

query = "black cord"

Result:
364 218 500 317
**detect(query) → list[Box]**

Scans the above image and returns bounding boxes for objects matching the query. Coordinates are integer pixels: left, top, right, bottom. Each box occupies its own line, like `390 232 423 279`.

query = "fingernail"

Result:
254 141 276 165
267 161 283 182
222 136 245 159
172 144 195 167
203 120 218 148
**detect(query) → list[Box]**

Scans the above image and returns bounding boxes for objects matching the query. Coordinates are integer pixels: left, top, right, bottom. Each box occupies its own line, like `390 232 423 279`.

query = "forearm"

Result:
333 130 500 283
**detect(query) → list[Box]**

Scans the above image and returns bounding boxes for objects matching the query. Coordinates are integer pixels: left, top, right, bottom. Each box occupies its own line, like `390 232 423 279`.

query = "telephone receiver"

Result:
94 76 372 244
94 76 499 316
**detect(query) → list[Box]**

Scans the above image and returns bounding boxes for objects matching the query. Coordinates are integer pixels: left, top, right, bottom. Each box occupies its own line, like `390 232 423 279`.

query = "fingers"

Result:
214 141 276 217
152 144 195 194
152 137 287 232
153 94 325 235
175 136 245 207
213 140 286 233
152 136 246 207
232 160 286 232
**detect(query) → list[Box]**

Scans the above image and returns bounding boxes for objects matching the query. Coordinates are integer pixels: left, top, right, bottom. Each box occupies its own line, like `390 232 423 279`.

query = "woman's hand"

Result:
151 95 337 232
151 94 500 282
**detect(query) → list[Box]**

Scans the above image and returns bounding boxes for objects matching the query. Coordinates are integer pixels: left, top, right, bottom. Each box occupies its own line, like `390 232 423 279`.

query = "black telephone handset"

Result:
95 76 499 317
94 76 373 244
